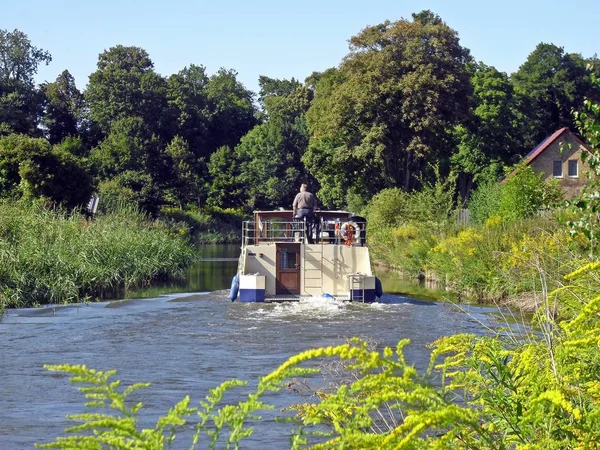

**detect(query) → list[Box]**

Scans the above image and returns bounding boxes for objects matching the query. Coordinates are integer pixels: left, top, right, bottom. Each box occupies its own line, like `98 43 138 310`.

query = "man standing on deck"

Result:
292 184 317 244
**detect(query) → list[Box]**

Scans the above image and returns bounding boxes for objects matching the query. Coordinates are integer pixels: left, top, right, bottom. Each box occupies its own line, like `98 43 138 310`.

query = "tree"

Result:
41 70 84 144
85 46 168 137
0 29 51 135
304 11 472 207
206 145 245 208
164 135 204 208
257 75 301 110
234 85 313 210
90 116 157 178
0 134 93 208
452 63 523 201
512 43 598 148
165 65 210 157
204 68 257 152
0 29 51 85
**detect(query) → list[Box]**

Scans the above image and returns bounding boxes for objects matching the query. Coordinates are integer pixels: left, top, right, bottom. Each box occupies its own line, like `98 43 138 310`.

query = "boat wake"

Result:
245 295 349 321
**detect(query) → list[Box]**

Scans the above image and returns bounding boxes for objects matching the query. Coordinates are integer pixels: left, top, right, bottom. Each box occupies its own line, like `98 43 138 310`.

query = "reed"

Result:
0 201 196 308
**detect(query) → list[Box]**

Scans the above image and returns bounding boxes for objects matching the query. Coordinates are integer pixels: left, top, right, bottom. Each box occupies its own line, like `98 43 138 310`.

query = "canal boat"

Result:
229 210 382 303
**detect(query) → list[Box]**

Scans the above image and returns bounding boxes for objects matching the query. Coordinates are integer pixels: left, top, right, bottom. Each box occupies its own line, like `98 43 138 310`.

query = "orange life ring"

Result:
340 221 358 246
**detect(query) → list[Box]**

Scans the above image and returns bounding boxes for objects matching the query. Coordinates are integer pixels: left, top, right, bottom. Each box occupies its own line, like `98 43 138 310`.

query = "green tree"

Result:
452 63 523 201
305 11 471 207
85 46 168 137
165 64 210 156
235 85 313 210
0 29 51 135
41 70 84 144
90 116 157 178
206 145 245 208
0 134 93 208
204 68 257 152
164 135 204 208
512 43 598 148
257 75 301 110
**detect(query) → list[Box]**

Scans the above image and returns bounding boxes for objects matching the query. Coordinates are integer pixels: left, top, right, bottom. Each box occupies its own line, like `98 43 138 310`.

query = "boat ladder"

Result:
302 240 324 296
348 273 366 302
237 246 247 276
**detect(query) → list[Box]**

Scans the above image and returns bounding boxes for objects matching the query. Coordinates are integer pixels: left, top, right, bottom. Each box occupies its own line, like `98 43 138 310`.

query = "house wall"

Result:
528 132 589 199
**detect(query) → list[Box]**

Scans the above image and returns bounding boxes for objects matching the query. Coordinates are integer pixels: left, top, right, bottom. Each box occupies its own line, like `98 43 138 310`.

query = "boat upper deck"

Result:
243 210 368 247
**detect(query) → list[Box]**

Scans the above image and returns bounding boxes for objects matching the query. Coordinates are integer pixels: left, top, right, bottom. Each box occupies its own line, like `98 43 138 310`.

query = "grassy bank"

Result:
0 201 197 309
365 168 589 309
160 206 245 244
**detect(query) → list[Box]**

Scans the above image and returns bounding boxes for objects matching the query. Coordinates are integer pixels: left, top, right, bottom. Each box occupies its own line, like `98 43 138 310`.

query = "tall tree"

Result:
452 63 523 200
0 29 51 135
0 134 93 207
304 11 472 207
257 75 301 110
512 43 597 148
163 135 204 207
233 85 313 210
204 68 257 152
165 64 210 156
85 45 167 137
41 70 84 144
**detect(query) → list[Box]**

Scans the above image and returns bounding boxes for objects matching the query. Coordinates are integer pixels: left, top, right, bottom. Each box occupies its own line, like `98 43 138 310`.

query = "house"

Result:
517 127 591 199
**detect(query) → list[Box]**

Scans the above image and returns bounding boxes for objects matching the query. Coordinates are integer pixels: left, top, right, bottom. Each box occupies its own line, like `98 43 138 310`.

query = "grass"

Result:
160 206 246 244
0 201 197 308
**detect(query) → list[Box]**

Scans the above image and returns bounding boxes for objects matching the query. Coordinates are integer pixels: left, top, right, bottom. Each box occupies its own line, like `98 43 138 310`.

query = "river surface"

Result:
0 245 527 449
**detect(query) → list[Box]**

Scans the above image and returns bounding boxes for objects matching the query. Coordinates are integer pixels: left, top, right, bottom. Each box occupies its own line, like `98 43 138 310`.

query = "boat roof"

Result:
253 210 352 214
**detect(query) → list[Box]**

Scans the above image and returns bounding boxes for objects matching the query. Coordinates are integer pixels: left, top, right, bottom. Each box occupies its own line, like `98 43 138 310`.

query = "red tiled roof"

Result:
505 128 592 180
521 127 569 165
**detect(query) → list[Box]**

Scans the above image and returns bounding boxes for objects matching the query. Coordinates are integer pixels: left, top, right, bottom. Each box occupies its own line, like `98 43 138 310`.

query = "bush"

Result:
468 180 502 225
499 165 563 221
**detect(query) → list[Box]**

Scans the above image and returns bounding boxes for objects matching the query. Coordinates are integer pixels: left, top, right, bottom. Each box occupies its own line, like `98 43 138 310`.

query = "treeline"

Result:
1 10 599 214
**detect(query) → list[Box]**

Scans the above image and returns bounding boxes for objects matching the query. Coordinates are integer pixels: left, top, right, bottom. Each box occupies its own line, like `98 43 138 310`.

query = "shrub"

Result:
469 180 502 225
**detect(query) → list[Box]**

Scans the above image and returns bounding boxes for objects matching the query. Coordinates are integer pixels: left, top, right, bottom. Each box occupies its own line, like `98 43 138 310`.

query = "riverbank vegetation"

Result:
0 202 196 309
365 165 576 308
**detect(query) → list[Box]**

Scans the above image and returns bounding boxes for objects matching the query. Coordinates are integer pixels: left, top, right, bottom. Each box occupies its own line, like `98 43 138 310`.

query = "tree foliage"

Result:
305 11 471 207
41 70 84 144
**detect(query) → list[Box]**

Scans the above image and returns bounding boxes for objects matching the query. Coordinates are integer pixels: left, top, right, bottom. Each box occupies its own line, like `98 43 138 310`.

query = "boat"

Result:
229 210 383 302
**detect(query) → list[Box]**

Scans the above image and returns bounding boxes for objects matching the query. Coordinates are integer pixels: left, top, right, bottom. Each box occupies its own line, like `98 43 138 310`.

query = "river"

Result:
0 245 527 449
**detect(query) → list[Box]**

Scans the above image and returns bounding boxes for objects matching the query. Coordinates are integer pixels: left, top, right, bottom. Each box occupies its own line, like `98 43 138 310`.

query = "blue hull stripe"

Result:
239 289 265 303
351 289 377 302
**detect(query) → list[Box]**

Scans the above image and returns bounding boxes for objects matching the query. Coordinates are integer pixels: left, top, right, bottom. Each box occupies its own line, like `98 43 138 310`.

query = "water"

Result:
0 245 527 449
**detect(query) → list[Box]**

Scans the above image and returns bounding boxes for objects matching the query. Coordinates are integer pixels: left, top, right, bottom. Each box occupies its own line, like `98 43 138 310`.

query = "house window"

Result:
568 159 578 177
553 161 563 177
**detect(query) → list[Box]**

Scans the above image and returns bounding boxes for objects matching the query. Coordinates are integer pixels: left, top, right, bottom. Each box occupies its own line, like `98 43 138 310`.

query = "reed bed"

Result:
0 201 196 308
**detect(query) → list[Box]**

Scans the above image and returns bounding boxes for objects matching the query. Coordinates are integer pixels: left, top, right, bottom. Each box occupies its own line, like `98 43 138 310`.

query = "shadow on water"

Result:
376 267 452 303
125 244 240 299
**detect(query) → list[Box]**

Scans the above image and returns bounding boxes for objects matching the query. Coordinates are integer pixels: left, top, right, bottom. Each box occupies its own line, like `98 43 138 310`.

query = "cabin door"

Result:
276 243 300 295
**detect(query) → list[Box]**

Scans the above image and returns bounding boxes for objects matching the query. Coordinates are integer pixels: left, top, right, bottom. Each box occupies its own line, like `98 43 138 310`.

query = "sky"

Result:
3 0 599 95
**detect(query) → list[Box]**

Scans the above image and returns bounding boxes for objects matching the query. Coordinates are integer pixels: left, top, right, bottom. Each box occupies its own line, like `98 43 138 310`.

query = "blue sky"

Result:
3 0 599 95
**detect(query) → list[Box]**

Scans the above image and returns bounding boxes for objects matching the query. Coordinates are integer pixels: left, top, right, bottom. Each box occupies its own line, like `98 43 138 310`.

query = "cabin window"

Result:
568 159 578 177
553 161 563 177
279 249 297 269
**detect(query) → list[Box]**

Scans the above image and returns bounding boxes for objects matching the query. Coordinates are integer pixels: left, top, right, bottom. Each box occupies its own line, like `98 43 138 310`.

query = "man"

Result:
292 184 317 244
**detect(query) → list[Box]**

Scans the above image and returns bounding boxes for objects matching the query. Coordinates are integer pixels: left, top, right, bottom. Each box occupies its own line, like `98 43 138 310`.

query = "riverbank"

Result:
160 206 245 244
0 201 197 309
369 212 584 312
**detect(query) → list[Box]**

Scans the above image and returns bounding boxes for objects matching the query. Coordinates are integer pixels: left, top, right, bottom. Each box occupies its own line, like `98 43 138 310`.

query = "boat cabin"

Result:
232 210 381 303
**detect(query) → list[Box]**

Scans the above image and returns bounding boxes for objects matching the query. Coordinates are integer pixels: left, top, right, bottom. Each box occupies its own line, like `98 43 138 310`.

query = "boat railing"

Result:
242 217 368 247
242 219 306 245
